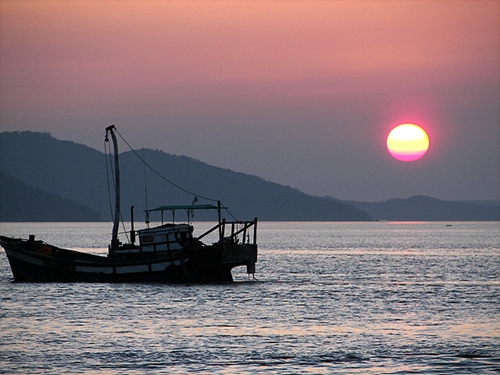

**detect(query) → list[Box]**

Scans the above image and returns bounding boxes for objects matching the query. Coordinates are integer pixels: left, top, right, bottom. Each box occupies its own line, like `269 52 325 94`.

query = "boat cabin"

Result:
126 203 225 254
138 224 193 252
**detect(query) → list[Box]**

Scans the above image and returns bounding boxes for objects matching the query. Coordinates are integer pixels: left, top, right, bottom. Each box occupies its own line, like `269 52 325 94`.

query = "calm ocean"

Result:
0 221 499 374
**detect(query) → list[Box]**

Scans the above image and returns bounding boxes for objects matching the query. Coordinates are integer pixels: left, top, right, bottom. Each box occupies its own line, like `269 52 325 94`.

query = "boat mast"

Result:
105 125 120 250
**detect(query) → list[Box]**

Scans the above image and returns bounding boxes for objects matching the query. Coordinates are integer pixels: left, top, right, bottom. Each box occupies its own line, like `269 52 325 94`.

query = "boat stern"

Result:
222 242 258 275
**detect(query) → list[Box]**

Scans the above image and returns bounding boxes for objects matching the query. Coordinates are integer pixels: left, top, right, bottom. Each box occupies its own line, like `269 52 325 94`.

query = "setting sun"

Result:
386 123 430 162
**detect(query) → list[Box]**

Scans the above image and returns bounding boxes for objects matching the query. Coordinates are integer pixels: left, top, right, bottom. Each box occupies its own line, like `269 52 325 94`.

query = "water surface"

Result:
1 221 499 374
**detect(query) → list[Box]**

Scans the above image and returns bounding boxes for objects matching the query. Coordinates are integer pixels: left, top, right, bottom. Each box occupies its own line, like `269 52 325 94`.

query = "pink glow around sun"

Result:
386 123 430 161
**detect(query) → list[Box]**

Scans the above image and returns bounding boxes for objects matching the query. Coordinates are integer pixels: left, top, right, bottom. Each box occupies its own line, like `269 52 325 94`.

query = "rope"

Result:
115 128 218 203
110 127 241 221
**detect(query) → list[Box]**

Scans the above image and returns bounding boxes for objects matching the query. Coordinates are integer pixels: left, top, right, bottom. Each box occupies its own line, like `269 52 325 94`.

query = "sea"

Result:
0 221 499 374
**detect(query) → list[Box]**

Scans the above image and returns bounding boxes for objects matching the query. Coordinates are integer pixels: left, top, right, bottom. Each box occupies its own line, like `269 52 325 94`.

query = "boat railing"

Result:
192 218 258 246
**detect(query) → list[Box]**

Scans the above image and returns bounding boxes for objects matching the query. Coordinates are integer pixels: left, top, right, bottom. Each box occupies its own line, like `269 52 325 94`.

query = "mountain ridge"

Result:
332 195 499 221
0 172 102 222
2 131 497 222
0 131 371 221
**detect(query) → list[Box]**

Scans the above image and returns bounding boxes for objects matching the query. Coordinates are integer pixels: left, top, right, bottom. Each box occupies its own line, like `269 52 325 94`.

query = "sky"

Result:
1 1 499 202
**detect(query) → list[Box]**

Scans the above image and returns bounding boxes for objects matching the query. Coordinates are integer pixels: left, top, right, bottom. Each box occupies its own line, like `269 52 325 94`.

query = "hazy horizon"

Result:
1 1 499 202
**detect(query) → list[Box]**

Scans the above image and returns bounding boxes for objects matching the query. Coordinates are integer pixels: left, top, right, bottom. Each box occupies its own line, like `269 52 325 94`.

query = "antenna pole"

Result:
142 146 149 212
105 125 120 250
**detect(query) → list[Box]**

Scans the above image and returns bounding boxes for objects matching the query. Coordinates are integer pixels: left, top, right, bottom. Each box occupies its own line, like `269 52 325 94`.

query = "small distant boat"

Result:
0 125 258 282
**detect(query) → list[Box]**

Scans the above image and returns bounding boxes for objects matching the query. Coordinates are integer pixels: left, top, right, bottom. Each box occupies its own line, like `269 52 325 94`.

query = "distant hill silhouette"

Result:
334 195 500 221
0 172 102 222
0 131 371 222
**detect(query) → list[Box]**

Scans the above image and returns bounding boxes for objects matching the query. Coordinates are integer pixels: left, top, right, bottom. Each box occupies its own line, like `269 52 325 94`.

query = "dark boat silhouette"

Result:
0 125 257 282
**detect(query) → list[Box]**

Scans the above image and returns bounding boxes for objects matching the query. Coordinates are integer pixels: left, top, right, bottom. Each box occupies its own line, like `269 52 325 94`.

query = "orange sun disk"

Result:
386 123 429 162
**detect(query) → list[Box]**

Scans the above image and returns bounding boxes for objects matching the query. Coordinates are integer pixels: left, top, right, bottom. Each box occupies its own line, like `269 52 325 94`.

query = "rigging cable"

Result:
114 128 239 221
114 128 218 203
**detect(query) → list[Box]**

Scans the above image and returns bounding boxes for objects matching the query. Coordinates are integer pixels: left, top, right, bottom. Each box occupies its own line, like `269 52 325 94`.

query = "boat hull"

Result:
0 236 257 283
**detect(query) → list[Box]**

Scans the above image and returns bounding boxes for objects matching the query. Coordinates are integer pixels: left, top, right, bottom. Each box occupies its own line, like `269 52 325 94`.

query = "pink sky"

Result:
1 1 499 201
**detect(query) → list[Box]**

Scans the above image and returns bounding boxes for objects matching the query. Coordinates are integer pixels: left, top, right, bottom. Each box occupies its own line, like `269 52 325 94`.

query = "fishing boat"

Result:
0 125 258 282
